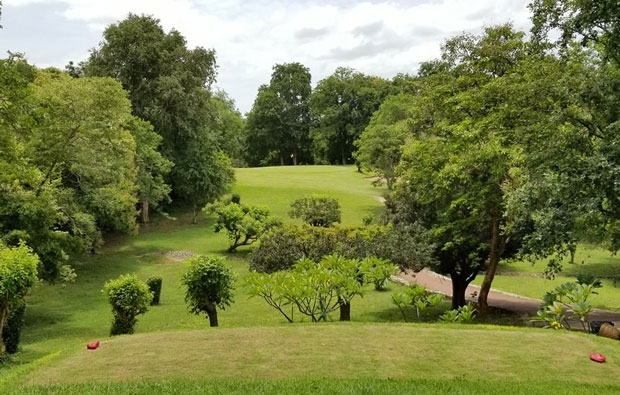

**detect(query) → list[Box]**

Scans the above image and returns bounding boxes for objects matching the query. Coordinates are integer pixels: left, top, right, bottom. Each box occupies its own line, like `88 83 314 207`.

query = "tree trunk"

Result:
386 177 393 190
341 151 346 165
207 311 218 327
450 274 468 309
293 152 298 166
478 215 502 314
140 199 149 224
192 204 198 224
280 155 284 166
339 300 351 321
0 305 8 354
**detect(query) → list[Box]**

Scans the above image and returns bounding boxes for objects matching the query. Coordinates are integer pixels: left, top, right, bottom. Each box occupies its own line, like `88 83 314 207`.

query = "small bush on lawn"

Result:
289 194 341 227
392 286 443 321
440 303 477 324
532 278 600 330
182 256 236 327
146 276 163 305
103 274 152 335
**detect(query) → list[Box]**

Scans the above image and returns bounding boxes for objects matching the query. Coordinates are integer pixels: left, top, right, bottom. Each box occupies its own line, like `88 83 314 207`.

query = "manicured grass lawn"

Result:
12 324 620 393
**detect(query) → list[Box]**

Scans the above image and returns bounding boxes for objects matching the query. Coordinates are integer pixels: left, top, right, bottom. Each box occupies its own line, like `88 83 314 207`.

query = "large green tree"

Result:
311 68 391 165
82 14 234 211
246 62 312 166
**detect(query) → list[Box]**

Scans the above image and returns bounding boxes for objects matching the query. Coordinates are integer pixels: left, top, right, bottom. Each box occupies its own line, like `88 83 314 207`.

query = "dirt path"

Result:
396 269 620 323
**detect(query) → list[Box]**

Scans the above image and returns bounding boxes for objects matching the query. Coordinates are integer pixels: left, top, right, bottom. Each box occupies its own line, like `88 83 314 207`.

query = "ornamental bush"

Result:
103 274 152 335
289 194 341 227
182 256 235 327
146 276 162 305
0 243 39 354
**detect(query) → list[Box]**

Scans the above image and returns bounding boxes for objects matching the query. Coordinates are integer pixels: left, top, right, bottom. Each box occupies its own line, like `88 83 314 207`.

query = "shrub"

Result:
0 243 39 354
231 193 241 204
2 301 26 354
289 194 341 227
392 286 443 321
532 279 599 330
182 256 235 327
249 225 348 273
146 276 163 305
205 201 281 252
103 274 152 335
439 303 476 324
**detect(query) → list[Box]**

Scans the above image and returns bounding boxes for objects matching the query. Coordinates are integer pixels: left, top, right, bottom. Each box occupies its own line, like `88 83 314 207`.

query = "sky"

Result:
0 0 533 113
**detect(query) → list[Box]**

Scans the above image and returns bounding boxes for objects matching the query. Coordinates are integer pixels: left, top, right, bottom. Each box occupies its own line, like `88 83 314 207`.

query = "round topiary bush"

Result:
103 274 152 335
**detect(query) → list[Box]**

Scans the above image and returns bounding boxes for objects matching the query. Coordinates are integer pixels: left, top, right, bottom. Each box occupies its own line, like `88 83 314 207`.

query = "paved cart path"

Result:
396 269 620 323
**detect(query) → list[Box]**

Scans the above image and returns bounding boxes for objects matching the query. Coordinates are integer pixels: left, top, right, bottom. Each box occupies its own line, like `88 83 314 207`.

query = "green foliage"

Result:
146 276 162 305
2 301 25 354
205 201 281 252
247 254 386 322
127 117 172 223
439 303 477 324
533 279 597 330
245 63 312 166
360 256 397 290
248 225 348 273
289 194 341 227
355 93 414 189
103 274 152 335
182 256 235 327
0 243 38 353
392 286 443 321
310 67 391 164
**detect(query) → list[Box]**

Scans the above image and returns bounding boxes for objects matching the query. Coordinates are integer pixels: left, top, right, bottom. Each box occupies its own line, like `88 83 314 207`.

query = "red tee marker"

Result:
590 353 606 363
87 341 100 350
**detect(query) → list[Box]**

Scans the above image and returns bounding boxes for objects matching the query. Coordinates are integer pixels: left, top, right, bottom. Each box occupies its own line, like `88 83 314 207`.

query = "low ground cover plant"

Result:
392 285 443 321
440 303 477 324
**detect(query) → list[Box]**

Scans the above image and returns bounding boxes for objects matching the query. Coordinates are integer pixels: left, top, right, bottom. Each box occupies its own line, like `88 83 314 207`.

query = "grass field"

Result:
4 165 620 394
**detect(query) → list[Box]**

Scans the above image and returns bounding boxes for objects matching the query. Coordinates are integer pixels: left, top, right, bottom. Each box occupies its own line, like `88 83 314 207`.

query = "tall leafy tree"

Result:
82 14 233 211
246 62 312 166
311 68 390 164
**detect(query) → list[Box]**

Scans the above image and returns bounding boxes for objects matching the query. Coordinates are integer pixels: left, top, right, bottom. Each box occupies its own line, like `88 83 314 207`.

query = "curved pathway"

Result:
396 269 620 323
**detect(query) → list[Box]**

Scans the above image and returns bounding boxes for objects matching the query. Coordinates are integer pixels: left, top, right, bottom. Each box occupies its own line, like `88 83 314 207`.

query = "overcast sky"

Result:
1 0 532 113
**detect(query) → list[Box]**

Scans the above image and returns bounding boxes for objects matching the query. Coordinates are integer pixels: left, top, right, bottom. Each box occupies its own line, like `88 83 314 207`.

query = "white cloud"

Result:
2 0 532 113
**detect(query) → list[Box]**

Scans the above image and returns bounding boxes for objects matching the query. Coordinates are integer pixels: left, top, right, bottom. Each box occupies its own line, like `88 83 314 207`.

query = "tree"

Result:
128 117 173 223
245 63 312 166
182 256 235 327
355 93 416 189
0 243 39 353
289 194 341 227
530 0 620 64
82 14 233 208
104 274 152 335
387 25 530 310
209 91 246 166
310 68 391 164
205 201 281 252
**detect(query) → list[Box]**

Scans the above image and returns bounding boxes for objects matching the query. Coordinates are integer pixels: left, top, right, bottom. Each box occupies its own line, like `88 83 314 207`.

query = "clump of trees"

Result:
289 195 341 227
182 256 236 327
103 274 153 335
205 200 282 252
